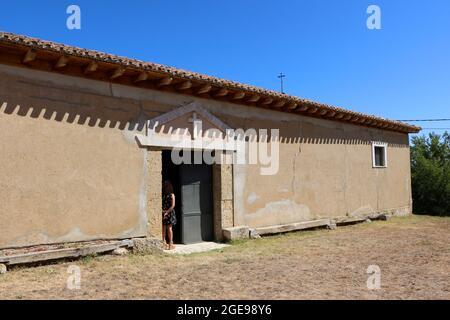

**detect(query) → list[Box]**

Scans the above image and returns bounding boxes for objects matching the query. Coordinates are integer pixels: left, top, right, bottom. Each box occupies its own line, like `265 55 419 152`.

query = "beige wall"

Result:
232 117 412 228
0 64 412 248
0 65 155 249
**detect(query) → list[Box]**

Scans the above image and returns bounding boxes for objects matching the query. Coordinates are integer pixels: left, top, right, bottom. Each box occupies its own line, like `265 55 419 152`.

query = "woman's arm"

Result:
168 194 175 212
164 194 176 216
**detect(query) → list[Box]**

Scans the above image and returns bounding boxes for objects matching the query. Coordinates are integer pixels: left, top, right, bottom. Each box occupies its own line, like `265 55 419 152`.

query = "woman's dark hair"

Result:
163 180 174 194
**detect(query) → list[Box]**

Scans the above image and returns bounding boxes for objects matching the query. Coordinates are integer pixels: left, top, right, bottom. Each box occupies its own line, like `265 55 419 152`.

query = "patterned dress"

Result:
162 193 177 226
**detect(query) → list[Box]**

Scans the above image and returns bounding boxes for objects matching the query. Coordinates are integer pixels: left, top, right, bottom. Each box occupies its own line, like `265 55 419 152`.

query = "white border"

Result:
372 142 388 168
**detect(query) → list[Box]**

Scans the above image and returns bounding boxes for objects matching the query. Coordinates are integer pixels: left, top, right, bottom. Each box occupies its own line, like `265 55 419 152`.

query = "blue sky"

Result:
1 0 449 135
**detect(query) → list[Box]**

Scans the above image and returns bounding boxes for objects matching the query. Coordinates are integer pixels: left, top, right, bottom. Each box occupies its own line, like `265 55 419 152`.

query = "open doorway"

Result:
162 150 214 244
162 150 182 244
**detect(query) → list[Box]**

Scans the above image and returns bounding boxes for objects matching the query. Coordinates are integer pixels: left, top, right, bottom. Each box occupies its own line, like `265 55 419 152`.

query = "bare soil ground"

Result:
0 215 449 300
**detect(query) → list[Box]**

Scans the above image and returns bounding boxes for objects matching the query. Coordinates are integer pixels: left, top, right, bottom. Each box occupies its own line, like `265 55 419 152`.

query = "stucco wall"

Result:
0 65 154 249
0 63 413 248
232 117 412 228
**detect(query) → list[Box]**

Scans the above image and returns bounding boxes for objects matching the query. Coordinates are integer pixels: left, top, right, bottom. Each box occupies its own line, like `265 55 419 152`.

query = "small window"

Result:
372 143 387 168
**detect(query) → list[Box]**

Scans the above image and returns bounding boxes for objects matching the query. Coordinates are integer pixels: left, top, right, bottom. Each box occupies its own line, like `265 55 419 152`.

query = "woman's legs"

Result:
162 224 167 248
168 225 175 250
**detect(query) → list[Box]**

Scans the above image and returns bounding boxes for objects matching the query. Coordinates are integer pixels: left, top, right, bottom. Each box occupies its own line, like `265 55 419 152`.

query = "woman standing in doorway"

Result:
162 180 176 250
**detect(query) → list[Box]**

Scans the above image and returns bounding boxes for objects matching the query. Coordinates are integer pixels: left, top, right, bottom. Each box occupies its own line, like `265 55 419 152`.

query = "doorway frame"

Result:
141 102 235 242
147 147 234 242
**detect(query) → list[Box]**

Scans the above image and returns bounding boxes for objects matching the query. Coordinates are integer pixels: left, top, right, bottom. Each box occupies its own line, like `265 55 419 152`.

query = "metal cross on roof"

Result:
278 72 286 93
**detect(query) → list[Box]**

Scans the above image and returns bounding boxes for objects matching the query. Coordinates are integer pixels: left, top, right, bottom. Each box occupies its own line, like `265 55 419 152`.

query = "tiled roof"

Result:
0 31 421 133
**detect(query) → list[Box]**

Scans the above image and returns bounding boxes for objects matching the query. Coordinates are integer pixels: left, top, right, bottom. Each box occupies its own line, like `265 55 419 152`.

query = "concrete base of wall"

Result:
335 208 410 225
222 226 250 241
0 237 165 272
0 239 134 271
223 208 411 240
256 219 332 236
222 219 332 241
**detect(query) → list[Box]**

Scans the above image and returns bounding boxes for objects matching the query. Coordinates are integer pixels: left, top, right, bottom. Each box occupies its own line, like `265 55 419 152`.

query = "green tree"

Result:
411 132 450 216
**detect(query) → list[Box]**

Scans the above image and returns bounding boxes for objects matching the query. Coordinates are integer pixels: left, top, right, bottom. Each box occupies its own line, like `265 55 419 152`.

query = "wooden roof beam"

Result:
198 84 212 94
158 77 173 86
84 61 98 74
134 71 149 83
286 102 298 110
110 67 126 80
273 100 286 108
261 97 273 105
343 115 353 121
233 92 246 100
54 56 69 69
178 80 193 90
298 105 309 112
247 95 261 103
215 88 229 97
22 49 36 64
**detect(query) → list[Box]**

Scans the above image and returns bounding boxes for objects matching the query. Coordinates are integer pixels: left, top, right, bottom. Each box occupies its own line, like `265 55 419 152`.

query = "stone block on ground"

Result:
0 264 7 274
327 220 337 230
379 214 391 221
222 226 250 241
132 238 164 255
257 219 331 235
249 228 261 239
112 247 129 256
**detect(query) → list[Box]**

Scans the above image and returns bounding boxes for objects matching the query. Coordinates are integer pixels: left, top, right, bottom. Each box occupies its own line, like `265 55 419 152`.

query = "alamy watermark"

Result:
367 5 381 30
67 265 81 290
366 265 381 290
161 119 280 176
66 5 81 30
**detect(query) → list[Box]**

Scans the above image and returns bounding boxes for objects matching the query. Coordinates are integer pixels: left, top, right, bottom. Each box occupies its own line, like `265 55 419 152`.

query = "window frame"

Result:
372 142 388 168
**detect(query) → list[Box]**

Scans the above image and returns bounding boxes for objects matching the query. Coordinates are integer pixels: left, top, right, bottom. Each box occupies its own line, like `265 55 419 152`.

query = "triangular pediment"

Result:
148 102 232 138
136 102 237 151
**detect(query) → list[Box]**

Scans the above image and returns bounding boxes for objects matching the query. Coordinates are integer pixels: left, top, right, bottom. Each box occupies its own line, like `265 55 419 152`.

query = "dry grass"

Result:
0 215 449 300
